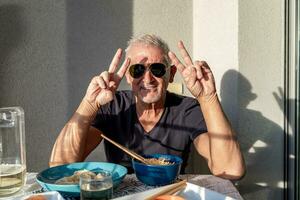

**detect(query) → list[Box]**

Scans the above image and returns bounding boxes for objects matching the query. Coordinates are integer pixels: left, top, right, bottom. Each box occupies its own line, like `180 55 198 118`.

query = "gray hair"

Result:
125 34 171 66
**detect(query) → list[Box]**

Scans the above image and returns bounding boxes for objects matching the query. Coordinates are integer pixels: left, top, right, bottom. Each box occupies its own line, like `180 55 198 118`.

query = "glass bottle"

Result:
0 107 26 196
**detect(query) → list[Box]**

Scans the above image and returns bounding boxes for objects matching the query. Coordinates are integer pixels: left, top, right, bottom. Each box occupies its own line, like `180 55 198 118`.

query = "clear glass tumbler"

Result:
0 107 26 196
80 171 113 200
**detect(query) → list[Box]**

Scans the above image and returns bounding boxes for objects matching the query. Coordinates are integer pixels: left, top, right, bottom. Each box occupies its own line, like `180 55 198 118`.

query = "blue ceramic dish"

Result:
132 154 183 186
36 162 127 197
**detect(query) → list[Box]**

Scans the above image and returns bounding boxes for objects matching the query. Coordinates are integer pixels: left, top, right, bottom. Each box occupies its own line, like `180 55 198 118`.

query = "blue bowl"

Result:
132 154 182 186
36 162 127 198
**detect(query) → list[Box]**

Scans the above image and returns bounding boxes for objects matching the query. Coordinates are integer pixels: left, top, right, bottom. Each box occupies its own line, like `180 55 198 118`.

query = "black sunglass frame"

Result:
129 63 169 79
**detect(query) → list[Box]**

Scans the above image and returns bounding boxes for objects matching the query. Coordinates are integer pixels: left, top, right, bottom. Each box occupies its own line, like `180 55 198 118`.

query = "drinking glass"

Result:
0 107 26 196
80 171 113 200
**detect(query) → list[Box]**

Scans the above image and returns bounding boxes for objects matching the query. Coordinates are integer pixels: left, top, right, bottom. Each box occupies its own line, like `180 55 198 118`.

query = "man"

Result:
50 34 245 180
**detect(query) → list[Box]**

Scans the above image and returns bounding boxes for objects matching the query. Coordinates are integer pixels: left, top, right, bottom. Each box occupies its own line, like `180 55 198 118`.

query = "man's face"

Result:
126 44 174 104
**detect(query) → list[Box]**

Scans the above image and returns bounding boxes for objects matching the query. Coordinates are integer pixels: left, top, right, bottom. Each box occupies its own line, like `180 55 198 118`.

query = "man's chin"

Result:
139 94 162 104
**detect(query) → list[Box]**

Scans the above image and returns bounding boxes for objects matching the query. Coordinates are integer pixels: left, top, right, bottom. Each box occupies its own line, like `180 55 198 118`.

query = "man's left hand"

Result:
168 41 216 99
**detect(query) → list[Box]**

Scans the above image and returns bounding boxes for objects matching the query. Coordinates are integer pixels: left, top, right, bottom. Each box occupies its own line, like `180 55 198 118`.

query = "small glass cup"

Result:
80 171 113 200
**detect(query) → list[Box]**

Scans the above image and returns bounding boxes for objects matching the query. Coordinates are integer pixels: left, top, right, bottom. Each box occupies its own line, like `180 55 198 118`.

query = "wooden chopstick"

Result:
163 183 187 196
100 133 149 165
145 180 187 200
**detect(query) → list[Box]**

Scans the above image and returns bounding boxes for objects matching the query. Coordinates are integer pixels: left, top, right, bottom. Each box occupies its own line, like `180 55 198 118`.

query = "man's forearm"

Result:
49 98 98 167
198 93 245 179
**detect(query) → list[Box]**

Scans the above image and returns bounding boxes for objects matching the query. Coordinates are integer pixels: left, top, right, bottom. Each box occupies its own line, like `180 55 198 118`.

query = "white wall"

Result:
238 1 284 199
0 1 285 199
193 0 284 199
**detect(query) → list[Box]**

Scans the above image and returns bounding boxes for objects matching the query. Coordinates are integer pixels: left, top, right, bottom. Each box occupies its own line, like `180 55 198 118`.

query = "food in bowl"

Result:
55 169 94 184
132 154 183 186
55 169 105 184
145 157 174 165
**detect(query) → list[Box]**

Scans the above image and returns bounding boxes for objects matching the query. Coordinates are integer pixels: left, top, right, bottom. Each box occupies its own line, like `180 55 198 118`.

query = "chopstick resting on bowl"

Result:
145 180 187 200
100 133 150 165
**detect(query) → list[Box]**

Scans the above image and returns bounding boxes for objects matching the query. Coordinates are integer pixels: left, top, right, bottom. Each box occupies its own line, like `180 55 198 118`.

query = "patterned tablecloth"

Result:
113 174 243 200
8 173 243 200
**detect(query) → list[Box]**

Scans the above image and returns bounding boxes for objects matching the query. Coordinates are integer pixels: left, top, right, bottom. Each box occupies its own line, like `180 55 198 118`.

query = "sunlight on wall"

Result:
248 139 268 154
256 182 268 187
253 140 268 147
277 181 284 189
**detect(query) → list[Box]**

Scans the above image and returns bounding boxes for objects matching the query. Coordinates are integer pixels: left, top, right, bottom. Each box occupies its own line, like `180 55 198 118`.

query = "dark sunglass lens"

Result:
129 64 145 78
150 63 166 77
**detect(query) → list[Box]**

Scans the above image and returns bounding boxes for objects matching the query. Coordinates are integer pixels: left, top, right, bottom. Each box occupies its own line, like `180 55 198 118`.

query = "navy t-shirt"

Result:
92 90 207 173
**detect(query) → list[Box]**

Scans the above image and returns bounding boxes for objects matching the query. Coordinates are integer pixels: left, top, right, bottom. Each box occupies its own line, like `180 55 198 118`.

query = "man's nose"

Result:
143 69 154 83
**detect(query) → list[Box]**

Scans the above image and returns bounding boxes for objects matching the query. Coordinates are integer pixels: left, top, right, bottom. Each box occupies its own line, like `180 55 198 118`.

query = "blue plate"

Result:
36 162 127 197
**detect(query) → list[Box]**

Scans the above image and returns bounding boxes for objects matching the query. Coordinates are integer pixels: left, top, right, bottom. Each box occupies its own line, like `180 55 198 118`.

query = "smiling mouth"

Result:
141 85 157 90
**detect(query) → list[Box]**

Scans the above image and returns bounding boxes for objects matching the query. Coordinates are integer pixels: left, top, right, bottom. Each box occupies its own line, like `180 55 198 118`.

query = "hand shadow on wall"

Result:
221 70 283 200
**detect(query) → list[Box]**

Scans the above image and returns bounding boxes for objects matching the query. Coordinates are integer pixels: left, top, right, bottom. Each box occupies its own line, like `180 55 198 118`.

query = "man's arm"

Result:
49 49 130 167
49 99 102 167
193 93 245 180
169 41 245 180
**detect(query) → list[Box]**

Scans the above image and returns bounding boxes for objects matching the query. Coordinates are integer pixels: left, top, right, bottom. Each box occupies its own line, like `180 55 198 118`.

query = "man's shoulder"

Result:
166 92 199 106
115 90 133 99
98 91 133 115
113 90 134 108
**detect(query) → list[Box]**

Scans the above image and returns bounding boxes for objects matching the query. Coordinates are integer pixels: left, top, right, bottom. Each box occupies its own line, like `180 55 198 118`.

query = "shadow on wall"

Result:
65 1 133 161
66 0 133 115
0 4 25 105
221 69 283 199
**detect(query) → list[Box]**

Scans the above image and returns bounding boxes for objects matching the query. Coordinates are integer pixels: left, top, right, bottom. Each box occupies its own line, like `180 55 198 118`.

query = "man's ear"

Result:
169 65 177 83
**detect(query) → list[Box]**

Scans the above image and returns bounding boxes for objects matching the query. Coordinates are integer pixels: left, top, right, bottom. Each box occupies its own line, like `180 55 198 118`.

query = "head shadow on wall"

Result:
220 69 283 198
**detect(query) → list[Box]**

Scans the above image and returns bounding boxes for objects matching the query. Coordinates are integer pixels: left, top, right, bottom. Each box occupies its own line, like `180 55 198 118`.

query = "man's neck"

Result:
135 101 164 118
135 98 166 133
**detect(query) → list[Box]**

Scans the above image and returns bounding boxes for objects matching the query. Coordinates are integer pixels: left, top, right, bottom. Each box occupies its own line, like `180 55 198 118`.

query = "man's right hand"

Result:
84 49 130 108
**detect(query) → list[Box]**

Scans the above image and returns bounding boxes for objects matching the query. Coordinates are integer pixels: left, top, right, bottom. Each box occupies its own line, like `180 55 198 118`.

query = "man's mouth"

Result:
141 85 157 90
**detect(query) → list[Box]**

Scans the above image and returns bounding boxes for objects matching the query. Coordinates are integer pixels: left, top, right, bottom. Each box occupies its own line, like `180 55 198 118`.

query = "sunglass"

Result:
129 63 168 79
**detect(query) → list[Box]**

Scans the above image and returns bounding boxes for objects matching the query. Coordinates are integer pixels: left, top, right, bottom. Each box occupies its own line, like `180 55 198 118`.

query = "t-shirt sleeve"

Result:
183 98 207 140
91 101 112 132
90 91 129 135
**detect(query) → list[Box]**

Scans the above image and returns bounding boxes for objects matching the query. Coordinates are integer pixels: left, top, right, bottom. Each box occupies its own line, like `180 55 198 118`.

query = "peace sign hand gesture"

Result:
168 41 216 99
85 49 130 108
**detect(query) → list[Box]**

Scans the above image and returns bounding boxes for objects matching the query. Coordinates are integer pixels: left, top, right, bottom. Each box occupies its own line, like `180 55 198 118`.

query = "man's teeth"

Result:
142 85 156 89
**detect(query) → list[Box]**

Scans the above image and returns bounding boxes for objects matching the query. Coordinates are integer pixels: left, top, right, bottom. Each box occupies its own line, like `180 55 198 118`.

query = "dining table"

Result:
5 173 243 200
